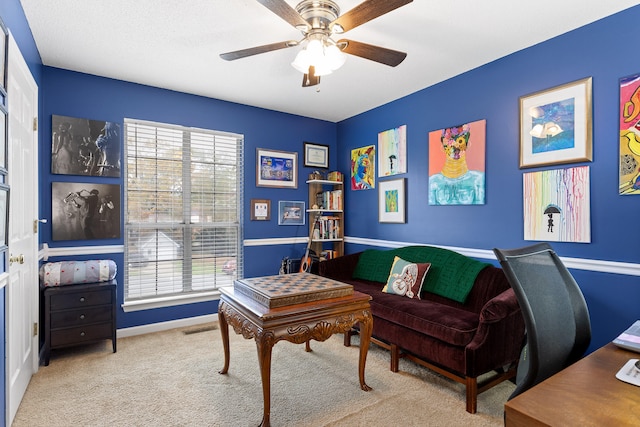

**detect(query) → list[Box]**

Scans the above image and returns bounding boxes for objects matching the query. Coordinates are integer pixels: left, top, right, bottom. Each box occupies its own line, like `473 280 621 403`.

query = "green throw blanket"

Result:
352 246 490 303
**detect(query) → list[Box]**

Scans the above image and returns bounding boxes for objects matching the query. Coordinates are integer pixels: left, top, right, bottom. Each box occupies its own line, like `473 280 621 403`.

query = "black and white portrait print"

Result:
52 182 121 241
51 115 121 177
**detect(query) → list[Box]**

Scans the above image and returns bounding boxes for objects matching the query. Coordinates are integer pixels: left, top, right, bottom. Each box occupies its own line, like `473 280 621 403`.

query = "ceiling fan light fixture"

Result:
291 37 346 77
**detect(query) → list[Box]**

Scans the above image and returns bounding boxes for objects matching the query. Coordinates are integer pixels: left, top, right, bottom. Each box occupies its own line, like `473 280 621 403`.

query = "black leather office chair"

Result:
493 242 591 400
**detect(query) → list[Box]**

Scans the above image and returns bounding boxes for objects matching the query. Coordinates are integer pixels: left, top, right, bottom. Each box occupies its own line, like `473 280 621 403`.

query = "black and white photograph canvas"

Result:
52 182 121 241
51 114 121 177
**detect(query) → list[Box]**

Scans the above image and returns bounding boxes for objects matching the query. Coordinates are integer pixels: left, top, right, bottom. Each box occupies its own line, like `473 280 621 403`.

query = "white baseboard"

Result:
117 313 219 338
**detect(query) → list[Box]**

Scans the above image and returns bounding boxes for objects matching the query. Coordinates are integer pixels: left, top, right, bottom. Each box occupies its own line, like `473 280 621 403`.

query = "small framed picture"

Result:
378 178 406 223
519 77 592 168
256 148 298 188
304 142 329 168
278 201 305 226
251 199 271 221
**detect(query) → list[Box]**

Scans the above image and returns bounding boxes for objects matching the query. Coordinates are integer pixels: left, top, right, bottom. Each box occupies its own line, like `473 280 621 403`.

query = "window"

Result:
124 119 243 308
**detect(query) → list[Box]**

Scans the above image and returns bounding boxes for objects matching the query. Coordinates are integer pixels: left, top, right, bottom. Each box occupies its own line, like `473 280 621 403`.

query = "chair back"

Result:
493 242 591 400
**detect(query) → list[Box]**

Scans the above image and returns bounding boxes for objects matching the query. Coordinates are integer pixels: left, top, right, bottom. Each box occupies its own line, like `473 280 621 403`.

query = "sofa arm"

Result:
465 287 525 377
479 288 521 323
317 252 361 281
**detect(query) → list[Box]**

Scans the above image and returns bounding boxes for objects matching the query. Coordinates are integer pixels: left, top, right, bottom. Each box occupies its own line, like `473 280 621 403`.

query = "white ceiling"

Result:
19 0 640 122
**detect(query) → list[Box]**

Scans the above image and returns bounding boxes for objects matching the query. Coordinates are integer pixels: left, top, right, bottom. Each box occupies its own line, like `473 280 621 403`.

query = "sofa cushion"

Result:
352 246 490 303
382 256 430 299
346 279 479 347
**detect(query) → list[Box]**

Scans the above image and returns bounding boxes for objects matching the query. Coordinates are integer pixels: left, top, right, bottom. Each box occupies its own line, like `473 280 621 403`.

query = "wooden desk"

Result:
217 282 372 427
505 343 640 426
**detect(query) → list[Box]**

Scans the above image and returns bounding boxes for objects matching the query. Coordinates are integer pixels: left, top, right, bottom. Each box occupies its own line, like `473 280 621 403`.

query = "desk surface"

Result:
505 343 640 426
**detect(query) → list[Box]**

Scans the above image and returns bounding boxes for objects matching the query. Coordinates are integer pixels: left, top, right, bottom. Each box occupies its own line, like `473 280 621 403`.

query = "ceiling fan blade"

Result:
331 0 413 33
220 41 296 61
256 0 309 30
302 66 321 87
338 39 407 67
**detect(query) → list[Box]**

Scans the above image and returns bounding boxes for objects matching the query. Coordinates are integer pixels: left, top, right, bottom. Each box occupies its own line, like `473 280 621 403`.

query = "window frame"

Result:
122 118 244 312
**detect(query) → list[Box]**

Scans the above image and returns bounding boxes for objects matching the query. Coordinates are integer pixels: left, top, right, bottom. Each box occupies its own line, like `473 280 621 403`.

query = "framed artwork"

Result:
51 115 121 177
619 72 640 195
256 148 298 188
0 184 8 249
428 120 486 205
51 182 121 241
278 201 305 226
519 77 592 168
378 124 407 176
0 16 7 95
523 166 590 243
0 104 6 174
378 178 406 223
351 145 375 190
304 142 329 168
250 199 271 221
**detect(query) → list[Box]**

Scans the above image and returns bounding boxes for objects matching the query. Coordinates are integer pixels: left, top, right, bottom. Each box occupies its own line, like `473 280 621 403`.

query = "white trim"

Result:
40 243 125 261
344 236 640 277
117 313 219 338
122 290 221 312
0 272 8 290
244 236 308 246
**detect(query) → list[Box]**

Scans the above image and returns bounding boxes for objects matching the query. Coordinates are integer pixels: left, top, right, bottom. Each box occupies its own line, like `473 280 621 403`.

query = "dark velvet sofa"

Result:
317 246 525 414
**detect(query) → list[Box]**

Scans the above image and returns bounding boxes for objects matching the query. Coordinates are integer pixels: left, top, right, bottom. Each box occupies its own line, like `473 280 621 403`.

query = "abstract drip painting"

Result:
378 125 407 176
619 72 640 195
523 166 590 243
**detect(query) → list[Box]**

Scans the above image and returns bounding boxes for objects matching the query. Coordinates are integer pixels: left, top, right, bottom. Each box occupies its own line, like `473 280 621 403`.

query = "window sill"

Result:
122 290 222 312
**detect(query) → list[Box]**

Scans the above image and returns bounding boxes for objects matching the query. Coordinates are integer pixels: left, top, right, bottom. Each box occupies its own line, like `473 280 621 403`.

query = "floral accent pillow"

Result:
382 256 431 299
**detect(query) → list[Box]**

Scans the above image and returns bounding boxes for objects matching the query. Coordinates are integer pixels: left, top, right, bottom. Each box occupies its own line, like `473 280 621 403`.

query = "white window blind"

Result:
124 119 243 303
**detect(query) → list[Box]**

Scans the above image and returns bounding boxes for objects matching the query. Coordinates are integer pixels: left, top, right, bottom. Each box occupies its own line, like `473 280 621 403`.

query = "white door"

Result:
6 34 39 426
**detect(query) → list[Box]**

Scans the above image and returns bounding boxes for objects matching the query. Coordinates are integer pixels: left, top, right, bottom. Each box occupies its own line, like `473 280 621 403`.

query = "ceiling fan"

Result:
220 0 413 87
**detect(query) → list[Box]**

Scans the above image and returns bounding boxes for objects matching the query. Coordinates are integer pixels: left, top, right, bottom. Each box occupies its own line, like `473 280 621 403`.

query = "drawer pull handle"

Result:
79 297 85 302
79 314 85 320
80 332 85 337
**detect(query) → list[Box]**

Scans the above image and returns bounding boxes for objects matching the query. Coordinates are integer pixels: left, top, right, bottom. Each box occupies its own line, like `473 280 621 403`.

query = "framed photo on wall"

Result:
378 178 406 223
278 200 305 226
250 199 271 221
303 142 329 168
256 148 298 188
519 77 593 168
51 115 121 177
51 182 121 241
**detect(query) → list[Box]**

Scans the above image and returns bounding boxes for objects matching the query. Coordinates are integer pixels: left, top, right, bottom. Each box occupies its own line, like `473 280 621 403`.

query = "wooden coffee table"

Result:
217 273 373 427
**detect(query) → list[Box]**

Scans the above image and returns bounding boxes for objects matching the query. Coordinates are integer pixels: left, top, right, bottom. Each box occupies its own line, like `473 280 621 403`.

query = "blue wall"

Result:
337 6 640 352
40 67 338 328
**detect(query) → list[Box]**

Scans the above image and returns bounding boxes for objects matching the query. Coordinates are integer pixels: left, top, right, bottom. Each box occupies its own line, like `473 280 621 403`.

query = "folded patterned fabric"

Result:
39 259 117 287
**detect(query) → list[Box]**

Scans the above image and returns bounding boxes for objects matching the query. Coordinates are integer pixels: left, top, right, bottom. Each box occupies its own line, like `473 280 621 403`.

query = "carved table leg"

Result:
358 312 373 391
218 302 231 375
256 332 274 427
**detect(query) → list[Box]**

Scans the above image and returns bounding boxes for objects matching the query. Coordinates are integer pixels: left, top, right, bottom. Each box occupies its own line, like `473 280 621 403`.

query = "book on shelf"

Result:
314 189 342 210
316 215 340 240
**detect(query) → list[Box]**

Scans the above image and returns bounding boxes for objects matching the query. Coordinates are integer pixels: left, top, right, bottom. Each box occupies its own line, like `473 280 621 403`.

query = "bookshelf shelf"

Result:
307 175 344 261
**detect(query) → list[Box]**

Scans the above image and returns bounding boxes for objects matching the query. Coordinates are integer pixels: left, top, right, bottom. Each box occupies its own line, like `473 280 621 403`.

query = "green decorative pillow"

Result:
382 256 431 299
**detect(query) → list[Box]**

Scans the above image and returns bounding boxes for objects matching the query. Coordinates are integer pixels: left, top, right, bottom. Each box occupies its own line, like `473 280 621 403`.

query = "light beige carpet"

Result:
13 323 513 426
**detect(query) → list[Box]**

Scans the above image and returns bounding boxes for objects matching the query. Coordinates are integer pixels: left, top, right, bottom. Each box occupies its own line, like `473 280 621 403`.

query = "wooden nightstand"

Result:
41 280 117 366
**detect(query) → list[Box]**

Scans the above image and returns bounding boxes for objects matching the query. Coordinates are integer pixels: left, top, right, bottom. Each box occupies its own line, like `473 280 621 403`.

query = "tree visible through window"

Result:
124 119 243 303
